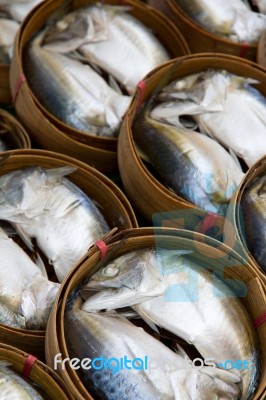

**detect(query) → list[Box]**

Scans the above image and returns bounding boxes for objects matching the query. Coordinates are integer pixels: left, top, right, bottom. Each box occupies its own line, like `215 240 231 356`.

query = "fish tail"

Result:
170 367 242 399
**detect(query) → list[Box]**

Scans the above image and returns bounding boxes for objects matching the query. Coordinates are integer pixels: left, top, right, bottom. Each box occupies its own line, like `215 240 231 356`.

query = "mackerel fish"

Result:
42 4 170 94
65 292 241 399
82 248 260 400
24 29 131 136
0 226 59 330
175 0 266 43
133 96 244 216
0 360 47 399
0 166 110 283
151 69 266 168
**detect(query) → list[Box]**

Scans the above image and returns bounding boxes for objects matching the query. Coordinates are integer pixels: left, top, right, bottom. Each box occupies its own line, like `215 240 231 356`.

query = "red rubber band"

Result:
12 74 26 104
22 355 37 379
254 312 266 329
200 212 218 234
137 81 146 111
239 43 249 58
95 240 108 258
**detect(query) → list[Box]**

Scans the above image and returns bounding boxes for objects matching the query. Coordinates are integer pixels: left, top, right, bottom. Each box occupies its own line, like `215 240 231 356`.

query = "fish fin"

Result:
97 4 133 14
134 306 160 333
45 166 76 184
135 143 151 163
108 74 122 94
35 253 48 279
228 147 243 171
169 367 241 400
12 224 34 252
106 94 131 128
98 309 140 319
89 61 103 75
173 343 189 358
197 118 214 138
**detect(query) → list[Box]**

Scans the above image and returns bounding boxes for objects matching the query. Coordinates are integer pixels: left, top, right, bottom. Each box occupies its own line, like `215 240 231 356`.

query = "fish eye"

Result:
102 264 119 277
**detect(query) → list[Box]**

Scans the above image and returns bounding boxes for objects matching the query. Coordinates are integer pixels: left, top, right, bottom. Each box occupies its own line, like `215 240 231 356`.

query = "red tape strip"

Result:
137 81 146 111
22 355 37 379
12 74 26 104
200 212 218 234
95 240 108 258
239 43 249 58
254 312 266 329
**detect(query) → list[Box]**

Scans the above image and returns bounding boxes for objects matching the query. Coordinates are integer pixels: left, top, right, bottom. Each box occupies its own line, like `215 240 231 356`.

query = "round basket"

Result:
0 149 138 361
0 109 31 150
10 0 189 172
45 227 266 400
0 65 11 104
118 53 266 237
225 155 266 283
0 343 74 399
148 0 260 61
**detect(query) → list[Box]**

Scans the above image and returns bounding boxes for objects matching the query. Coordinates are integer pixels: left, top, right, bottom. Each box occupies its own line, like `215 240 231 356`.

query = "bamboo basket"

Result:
0 149 138 361
224 156 266 284
148 0 260 61
10 0 189 172
0 65 11 104
0 343 74 399
0 109 31 150
45 227 266 400
118 53 266 240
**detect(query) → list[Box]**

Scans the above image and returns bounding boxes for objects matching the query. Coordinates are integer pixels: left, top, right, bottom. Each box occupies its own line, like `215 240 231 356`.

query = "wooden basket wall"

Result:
0 109 31 150
10 0 190 172
148 0 259 61
225 156 266 285
0 65 11 104
0 149 137 361
45 227 266 400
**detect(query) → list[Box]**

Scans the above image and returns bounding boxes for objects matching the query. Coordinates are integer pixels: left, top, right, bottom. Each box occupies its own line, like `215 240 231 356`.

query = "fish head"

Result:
85 249 149 291
0 167 47 211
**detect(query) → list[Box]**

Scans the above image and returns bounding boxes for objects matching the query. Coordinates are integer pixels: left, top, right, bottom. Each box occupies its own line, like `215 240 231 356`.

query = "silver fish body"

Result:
0 0 43 23
241 174 266 272
175 0 266 43
152 70 266 168
133 104 244 216
43 5 170 94
24 30 131 136
0 226 59 330
0 361 45 399
0 227 44 314
65 292 241 400
0 166 110 283
0 301 26 329
83 248 259 400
